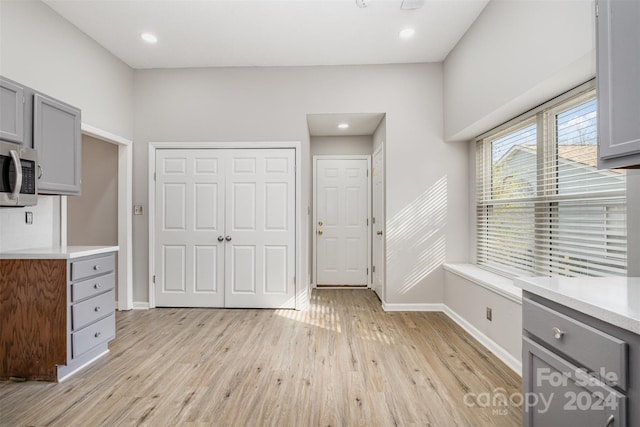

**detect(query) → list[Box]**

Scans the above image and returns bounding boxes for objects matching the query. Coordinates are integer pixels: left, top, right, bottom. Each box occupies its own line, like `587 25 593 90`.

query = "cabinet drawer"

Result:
72 313 115 358
71 254 115 281
523 299 627 390
72 290 114 330
71 272 115 302
523 337 626 427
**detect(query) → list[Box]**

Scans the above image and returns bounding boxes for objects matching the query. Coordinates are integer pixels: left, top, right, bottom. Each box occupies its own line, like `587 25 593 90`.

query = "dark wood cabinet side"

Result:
0 259 67 381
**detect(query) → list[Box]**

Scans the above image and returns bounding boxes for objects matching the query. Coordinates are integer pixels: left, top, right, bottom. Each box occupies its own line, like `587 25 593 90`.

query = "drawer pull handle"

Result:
94 283 101 289
93 265 101 271
94 306 101 312
94 332 101 338
605 414 615 427
552 327 565 340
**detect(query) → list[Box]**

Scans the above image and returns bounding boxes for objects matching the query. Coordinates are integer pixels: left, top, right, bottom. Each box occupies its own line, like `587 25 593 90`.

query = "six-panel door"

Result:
315 158 369 286
155 148 295 308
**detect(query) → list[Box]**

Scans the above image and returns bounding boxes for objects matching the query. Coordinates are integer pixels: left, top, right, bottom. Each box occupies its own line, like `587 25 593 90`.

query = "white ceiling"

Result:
307 113 385 136
44 0 489 69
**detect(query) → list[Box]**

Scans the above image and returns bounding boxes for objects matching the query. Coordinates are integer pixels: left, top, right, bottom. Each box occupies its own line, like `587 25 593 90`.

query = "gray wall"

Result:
310 135 373 157
0 0 133 252
0 0 134 139
444 0 595 142
67 135 118 246
133 64 471 305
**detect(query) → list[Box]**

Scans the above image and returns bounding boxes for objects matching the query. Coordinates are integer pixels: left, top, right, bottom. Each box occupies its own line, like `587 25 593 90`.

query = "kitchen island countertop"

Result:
515 276 640 335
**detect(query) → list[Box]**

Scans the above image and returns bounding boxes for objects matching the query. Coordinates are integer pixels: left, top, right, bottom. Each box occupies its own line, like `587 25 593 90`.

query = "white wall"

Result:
373 116 386 154
444 270 522 371
0 0 133 252
134 64 470 305
444 0 595 142
0 196 60 252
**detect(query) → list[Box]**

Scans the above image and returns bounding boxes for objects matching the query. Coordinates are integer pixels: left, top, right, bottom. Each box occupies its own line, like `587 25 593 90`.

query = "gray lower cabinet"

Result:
0 77 31 145
522 293 639 427
523 337 625 427
33 93 81 195
58 252 116 380
596 0 640 168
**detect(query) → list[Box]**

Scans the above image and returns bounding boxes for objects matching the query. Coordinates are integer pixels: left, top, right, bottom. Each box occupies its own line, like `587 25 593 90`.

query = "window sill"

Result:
443 263 523 304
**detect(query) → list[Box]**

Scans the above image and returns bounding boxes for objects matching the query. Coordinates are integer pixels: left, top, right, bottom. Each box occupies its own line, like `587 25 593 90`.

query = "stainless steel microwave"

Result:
0 141 38 206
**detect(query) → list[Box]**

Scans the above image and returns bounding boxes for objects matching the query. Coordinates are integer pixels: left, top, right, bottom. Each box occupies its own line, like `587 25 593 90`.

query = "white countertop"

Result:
0 245 119 260
515 276 640 335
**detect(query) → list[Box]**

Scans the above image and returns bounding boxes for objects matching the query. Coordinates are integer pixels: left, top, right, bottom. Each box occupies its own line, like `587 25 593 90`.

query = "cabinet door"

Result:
33 93 81 195
523 337 626 427
597 0 640 167
0 77 25 144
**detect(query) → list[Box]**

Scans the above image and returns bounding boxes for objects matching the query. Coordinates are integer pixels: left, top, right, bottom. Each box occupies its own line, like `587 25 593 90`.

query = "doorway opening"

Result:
307 113 386 298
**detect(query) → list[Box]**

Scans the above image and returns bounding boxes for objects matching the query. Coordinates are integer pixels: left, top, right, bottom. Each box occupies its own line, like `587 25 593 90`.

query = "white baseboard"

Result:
133 301 150 310
442 305 522 376
382 302 445 312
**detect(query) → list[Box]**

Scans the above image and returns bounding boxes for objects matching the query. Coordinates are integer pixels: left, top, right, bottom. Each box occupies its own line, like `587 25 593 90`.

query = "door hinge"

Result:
293 276 296 285
366 218 369 226
595 2 599 17
152 275 156 284
153 172 156 181
372 266 376 273
366 268 369 275
367 169 369 177
372 217 376 224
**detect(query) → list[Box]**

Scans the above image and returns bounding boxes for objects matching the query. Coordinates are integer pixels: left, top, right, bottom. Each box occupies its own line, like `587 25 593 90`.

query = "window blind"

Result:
476 88 627 278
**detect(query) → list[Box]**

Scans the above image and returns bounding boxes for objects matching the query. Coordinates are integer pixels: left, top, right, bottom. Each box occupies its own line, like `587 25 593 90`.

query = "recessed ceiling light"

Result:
399 28 416 39
141 32 158 44
338 123 349 129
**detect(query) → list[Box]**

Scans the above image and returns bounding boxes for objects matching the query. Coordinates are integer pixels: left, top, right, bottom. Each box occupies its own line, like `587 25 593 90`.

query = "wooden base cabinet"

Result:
0 252 116 381
522 292 640 427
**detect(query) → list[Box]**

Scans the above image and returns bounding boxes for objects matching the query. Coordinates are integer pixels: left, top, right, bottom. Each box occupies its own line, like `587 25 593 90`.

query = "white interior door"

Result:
372 147 385 299
315 157 369 286
155 149 225 307
155 148 295 308
225 149 296 308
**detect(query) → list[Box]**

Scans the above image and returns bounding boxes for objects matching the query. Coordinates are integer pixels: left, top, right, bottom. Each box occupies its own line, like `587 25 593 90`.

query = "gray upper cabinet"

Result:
33 93 81 195
0 77 26 145
597 0 640 168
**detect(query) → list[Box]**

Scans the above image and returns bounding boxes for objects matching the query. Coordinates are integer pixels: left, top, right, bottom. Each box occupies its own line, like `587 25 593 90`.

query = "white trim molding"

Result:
79 123 134 311
312 154 372 288
148 141 305 310
382 302 445 312
443 263 522 304
443 305 522 375
133 301 150 310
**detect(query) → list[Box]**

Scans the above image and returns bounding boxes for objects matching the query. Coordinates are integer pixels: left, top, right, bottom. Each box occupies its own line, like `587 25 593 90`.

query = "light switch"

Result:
134 205 144 215
25 212 33 224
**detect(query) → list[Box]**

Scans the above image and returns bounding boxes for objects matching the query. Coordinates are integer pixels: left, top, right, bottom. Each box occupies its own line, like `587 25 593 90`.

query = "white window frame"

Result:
475 80 627 278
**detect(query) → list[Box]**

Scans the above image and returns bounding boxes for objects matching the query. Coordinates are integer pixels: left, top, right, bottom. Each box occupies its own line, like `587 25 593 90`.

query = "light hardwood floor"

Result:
0 290 522 426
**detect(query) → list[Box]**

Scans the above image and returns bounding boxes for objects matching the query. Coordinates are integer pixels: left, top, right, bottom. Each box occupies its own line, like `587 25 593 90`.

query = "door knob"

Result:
225 236 232 241
376 231 383 235
318 230 323 235
318 221 323 226
217 236 224 242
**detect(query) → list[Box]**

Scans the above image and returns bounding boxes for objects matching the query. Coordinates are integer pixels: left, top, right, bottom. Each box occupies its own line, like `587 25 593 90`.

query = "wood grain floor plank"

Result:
0 290 521 426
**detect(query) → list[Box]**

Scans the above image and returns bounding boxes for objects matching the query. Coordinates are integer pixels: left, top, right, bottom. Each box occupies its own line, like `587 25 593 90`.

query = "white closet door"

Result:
155 149 225 307
315 158 369 285
224 149 296 308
